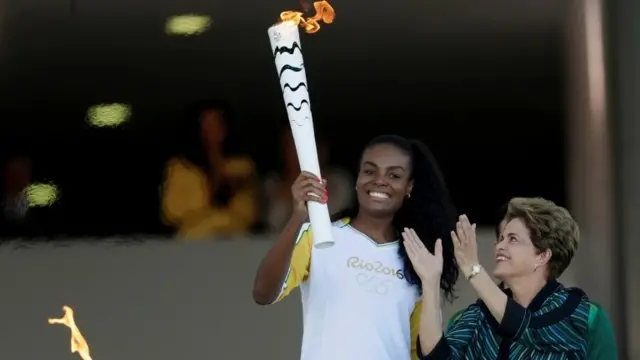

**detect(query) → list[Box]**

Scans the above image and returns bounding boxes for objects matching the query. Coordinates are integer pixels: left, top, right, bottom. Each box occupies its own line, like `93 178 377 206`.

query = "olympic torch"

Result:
268 2 335 249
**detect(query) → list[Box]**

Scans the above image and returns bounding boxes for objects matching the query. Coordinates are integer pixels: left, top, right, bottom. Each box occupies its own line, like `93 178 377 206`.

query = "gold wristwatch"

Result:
467 264 482 280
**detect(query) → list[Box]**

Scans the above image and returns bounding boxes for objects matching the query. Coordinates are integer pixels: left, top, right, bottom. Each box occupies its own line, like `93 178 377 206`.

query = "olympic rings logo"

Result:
355 273 395 295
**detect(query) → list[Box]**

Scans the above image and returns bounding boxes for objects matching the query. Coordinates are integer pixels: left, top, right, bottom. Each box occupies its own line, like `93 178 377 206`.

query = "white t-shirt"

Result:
271 218 423 360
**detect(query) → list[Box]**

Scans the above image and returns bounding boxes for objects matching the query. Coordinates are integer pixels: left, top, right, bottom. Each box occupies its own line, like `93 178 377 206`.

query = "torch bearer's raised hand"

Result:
291 171 327 218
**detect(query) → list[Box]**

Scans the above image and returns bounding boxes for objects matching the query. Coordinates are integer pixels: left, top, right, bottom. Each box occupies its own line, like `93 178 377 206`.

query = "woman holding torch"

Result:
252 134 459 360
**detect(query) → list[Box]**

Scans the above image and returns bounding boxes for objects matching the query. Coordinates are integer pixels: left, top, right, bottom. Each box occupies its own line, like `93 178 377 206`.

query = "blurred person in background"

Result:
263 127 353 232
161 100 258 240
0 154 32 235
253 135 459 360
0 151 60 238
409 197 617 360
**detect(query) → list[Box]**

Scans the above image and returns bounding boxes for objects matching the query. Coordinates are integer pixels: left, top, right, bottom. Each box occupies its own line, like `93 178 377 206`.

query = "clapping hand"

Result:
451 215 479 278
402 228 443 283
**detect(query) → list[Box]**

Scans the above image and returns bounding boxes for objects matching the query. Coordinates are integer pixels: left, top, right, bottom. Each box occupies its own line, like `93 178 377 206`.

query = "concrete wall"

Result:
0 229 585 360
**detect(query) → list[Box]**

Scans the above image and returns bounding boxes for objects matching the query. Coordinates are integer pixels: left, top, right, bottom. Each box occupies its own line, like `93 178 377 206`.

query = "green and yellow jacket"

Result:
446 301 618 360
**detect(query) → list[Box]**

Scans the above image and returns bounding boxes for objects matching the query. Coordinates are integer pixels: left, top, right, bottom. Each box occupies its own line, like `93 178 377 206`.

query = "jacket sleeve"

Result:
587 304 619 360
418 304 482 360
268 223 313 304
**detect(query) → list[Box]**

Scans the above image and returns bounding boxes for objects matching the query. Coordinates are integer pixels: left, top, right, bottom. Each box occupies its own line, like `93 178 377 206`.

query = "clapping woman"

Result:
405 197 594 360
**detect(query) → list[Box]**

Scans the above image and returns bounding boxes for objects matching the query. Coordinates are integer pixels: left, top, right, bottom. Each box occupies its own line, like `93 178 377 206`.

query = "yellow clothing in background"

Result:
161 157 258 240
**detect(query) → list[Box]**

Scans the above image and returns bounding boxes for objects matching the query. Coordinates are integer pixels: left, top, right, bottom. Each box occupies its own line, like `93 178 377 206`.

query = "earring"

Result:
355 185 358 190
533 264 538 272
406 193 411 198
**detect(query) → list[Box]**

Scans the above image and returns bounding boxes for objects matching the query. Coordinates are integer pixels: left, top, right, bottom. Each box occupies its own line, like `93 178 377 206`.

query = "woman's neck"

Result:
351 212 396 244
504 275 548 308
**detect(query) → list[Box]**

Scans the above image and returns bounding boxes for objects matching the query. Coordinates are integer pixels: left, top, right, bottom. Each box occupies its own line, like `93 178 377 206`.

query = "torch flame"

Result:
48 306 93 360
279 0 335 34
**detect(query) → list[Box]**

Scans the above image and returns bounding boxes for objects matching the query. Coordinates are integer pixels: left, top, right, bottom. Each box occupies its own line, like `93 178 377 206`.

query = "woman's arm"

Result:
465 266 508 322
418 298 482 360
253 171 326 304
417 282 444 355
401 229 477 360
402 218 496 360
252 214 311 305
452 216 509 323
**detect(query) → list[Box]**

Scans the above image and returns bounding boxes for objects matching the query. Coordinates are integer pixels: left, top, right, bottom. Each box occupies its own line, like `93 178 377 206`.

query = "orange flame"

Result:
279 0 335 34
48 306 93 360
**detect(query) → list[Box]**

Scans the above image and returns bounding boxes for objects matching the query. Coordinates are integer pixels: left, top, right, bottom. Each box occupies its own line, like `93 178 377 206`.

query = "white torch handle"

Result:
268 21 334 249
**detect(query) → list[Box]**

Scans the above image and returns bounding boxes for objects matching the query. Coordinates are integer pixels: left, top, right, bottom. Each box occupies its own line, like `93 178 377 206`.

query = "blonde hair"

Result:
505 197 579 279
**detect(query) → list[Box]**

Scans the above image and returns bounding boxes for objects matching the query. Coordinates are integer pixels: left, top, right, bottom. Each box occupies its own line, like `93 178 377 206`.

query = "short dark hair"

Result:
505 197 579 280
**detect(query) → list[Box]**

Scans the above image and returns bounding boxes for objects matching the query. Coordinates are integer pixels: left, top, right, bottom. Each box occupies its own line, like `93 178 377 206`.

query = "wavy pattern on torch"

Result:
286 99 310 111
283 82 308 92
273 42 302 56
273 39 310 127
278 64 304 79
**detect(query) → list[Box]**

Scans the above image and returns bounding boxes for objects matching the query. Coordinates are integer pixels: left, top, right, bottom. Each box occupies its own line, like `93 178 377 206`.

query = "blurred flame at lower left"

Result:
49 306 93 360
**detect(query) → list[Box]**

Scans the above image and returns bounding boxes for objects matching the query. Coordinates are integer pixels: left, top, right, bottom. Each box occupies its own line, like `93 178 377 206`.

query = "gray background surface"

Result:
0 229 588 360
